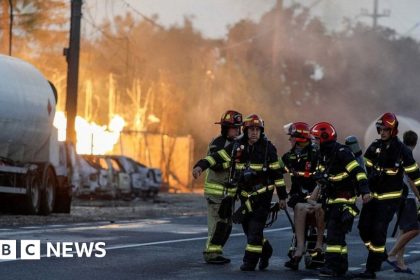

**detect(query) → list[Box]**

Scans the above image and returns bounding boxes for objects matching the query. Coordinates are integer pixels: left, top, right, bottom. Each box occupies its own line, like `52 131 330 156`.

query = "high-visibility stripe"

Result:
269 161 281 170
368 244 385 253
404 163 418 173
318 165 326 172
250 164 264 171
329 172 349 182
341 246 348 254
246 244 263 253
326 245 342 253
356 173 367 181
245 199 252 212
414 178 420 186
222 162 230 169
372 190 402 200
217 150 231 162
205 244 223 253
204 183 236 196
327 197 356 204
344 205 358 216
373 166 398 175
364 242 371 249
236 163 245 170
346 160 359 173
275 179 285 187
364 157 373 167
205 156 216 166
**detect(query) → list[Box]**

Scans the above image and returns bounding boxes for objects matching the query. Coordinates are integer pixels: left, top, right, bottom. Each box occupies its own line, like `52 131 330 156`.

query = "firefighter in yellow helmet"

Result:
193 110 242 264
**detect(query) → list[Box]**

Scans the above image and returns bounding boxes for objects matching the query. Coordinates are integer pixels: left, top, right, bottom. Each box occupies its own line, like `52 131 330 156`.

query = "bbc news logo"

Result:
0 240 106 260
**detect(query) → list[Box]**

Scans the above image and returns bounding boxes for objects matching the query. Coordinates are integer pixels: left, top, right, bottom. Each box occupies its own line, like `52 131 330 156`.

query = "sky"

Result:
83 0 420 40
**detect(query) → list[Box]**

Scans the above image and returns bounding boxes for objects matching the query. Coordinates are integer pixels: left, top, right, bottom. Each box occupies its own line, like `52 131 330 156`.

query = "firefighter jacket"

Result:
194 135 286 204
203 135 235 197
282 143 318 198
318 141 370 204
364 137 420 200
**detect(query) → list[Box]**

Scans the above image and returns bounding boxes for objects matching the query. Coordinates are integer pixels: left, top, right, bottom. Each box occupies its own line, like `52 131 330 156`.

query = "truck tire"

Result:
40 165 56 215
24 173 41 215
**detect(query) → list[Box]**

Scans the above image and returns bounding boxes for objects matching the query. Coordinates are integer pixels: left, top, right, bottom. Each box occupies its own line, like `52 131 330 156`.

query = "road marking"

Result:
408 250 420 254
105 226 292 250
349 267 360 271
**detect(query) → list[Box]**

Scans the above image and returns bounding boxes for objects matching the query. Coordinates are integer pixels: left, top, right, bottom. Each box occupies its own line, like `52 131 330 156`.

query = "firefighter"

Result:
193 114 287 271
194 110 242 264
309 122 371 277
282 122 325 270
356 113 420 279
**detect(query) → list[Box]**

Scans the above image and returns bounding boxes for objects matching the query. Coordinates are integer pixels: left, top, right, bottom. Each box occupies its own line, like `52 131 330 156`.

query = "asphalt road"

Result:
0 213 419 280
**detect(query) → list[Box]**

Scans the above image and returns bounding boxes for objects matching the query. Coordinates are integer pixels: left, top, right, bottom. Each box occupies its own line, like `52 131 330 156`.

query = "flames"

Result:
53 111 125 155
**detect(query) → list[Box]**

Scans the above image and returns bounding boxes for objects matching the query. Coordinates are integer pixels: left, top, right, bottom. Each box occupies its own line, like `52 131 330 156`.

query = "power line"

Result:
120 0 165 30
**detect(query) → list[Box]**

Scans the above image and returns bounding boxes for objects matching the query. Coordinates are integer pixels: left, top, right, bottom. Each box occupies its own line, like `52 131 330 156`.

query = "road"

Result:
0 213 419 279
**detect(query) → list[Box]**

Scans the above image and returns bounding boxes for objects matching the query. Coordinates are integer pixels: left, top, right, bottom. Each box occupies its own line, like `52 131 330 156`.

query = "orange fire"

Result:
53 111 125 154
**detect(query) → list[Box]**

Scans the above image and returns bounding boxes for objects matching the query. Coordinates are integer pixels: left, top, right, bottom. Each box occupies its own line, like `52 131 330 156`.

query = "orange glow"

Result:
53 111 125 155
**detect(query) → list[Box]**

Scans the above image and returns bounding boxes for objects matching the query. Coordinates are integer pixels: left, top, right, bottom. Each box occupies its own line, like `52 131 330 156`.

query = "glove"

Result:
341 205 359 233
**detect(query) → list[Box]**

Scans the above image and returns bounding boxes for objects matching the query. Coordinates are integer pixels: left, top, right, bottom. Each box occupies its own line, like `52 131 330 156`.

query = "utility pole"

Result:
8 0 13 56
361 0 390 28
64 0 82 146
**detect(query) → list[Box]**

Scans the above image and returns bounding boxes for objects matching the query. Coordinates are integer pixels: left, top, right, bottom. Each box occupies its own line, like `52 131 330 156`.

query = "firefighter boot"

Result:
259 240 273 270
240 262 256 271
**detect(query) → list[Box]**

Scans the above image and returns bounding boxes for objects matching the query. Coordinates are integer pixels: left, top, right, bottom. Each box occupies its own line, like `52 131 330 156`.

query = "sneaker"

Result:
206 256 231 265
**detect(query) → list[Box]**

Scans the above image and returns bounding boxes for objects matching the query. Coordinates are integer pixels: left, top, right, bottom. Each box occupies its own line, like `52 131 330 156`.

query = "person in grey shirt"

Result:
386 130 420 275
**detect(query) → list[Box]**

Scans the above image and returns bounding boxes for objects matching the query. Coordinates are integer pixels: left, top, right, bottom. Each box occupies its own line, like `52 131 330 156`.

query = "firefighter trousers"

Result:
203 195 233 261
241 206 272 266
324 204 353 275
358 198 400 272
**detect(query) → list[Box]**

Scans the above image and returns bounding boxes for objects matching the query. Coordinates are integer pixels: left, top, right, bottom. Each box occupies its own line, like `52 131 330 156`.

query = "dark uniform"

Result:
282 144 318 209
202 135 236 263
359 137 420 273
195 135 286 271
317 141 370 276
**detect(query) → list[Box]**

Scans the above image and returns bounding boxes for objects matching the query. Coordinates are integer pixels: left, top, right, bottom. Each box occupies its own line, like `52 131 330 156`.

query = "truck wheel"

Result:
25 174 41 214
40 166 56 215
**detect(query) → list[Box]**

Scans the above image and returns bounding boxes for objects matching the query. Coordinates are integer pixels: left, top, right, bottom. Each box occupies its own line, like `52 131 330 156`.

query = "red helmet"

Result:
287 122 311 142
376 112 398 137
215 110 242 127
310 122 337 143
243 114 264 133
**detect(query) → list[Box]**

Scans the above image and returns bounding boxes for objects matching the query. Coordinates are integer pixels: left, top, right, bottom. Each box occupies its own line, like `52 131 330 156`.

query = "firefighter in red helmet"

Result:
192 110 242 264
356 113 420 279
310 122 371 277
282 122 325 270
193 114 286 271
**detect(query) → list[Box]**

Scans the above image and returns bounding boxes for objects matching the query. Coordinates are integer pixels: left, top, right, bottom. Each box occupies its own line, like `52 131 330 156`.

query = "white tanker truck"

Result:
0 55 72 215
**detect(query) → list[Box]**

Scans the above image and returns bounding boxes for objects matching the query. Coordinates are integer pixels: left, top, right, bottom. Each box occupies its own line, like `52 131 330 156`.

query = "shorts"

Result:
399 198 420 233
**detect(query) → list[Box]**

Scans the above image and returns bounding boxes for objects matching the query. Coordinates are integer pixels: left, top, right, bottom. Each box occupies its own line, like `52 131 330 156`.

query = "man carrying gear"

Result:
310 122 371 278
282 122 325 270
193 114 286 271
196 110 242 265
357 113 420 279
